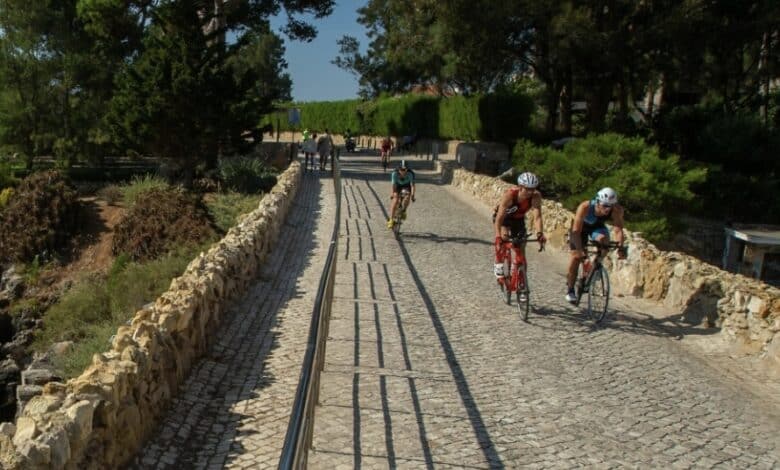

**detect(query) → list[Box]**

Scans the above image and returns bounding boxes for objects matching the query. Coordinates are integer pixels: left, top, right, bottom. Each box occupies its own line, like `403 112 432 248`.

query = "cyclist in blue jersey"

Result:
565 187 627 303
387 160 416 229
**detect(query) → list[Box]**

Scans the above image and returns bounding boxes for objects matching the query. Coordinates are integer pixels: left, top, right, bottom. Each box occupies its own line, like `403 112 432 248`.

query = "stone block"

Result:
13 417 39 447
22 369 59 386
0 422 15 437
747 296 769 318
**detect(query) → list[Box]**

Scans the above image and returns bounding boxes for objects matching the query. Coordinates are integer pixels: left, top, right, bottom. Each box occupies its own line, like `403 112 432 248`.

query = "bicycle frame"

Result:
496 235 543 293
574 240 621 304
391 189 411 236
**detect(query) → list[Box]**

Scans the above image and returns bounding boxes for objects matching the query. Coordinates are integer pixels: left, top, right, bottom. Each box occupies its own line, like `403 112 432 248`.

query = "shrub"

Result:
97 184 123 205
0 171 79 263
112 188 217 261
218 157 277 194
121 174 170 208
205 192 264 233
512 133 706 241
36 244 206 378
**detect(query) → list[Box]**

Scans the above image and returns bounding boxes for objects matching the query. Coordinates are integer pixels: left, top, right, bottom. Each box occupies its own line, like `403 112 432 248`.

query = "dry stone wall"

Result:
0 162 303 469
445 163 780 366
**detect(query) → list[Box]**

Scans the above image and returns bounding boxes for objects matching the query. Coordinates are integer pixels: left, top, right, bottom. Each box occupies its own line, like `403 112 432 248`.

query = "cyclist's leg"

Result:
566 229 586 301
388 187 399 226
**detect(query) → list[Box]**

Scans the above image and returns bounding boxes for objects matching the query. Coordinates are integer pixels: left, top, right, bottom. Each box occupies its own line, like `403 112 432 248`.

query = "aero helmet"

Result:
596 187 618 205
517 172 539 188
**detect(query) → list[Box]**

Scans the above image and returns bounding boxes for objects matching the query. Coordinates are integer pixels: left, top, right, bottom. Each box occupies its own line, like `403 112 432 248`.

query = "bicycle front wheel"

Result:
516 266 530 321
586 266 610 323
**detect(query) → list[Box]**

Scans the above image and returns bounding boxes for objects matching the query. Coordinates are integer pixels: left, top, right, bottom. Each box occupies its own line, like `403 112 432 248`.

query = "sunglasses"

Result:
599 203 613 208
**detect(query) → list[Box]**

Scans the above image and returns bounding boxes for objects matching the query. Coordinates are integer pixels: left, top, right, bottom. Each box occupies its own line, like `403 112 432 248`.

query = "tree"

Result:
107 0 330 185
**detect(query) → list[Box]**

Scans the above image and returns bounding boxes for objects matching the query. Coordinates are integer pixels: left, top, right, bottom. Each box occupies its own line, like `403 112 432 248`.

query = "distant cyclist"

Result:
387 160 416 229
380 136 393 162
493 172 546 278
565 187 626 303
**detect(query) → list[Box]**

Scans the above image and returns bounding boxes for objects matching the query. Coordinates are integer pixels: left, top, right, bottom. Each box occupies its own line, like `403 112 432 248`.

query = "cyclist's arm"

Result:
494 190 513 239
610 205 626 247
410 175 416 200
390 172 398 197
570 201 589 253
530 192 543 236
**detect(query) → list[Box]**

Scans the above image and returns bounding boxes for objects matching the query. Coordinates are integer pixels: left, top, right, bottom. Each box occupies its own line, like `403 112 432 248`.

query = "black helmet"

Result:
398 160 408 169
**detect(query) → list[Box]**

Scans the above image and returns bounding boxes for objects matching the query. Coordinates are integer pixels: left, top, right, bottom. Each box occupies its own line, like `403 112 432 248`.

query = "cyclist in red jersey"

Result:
493 172 546 279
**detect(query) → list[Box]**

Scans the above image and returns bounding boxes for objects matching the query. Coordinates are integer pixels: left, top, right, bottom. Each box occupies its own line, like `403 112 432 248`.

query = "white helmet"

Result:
596 187 618 205
517 172 539 188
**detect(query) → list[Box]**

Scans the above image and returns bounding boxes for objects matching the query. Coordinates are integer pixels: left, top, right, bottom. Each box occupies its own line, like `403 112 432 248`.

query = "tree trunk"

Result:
560 66 573 135
586 81 613 133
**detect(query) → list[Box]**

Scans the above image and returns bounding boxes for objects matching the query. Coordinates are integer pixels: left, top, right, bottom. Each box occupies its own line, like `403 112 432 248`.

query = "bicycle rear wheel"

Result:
392 217 402 237
516 266 530 321
586 266 610 323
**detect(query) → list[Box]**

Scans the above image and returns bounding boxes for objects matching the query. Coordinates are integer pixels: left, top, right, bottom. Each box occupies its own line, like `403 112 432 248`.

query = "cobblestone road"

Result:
309 154 780 469
131 168 336 469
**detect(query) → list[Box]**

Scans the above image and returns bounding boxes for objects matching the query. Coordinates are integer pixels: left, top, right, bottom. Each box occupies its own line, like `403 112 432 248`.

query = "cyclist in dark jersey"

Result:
565 187 626 303
387 160 416 229
493 172 546 279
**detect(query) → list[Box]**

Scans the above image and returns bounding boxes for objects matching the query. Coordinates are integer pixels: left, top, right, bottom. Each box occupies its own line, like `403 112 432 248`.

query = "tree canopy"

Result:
0 0 335 176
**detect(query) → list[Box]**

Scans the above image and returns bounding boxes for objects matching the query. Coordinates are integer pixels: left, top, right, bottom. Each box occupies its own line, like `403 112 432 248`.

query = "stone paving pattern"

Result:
309 155 780 469
132 153 780 469
131 169 336 469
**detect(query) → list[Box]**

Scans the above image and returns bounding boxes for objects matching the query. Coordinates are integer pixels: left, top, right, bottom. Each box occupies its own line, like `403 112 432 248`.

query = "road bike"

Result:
570 240 626 323
495 233 545 321
390 189 411 237
381 150 390 171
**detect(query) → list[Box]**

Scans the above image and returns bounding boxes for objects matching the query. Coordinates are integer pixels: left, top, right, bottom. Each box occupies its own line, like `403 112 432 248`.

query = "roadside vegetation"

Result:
4 167 269 379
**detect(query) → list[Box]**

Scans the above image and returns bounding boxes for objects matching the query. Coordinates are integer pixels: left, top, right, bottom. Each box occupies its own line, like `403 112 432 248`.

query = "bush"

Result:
121 174 170 208
0 171 79 263
35 244 206 378
97 185 123 205
205 192 264 233
512 134 706 241
218 157 277 194
112 188 217 261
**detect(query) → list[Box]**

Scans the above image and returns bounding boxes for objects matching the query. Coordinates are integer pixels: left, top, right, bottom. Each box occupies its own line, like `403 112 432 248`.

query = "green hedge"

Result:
512 134 707 242
264 92 534 142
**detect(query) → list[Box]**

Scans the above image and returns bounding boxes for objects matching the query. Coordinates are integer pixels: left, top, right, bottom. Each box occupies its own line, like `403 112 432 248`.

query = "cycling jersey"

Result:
501 187 533 220
391 169 415 187
582 199 611 229
569 199 613 249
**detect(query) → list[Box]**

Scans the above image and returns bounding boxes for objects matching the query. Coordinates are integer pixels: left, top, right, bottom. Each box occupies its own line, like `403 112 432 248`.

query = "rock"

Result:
15 384 43 412
0 266 24 303
747 296 769 318
0 422 15 437
41 429 70 470
12 417 38 447
23 394 63 418
22 369 60 387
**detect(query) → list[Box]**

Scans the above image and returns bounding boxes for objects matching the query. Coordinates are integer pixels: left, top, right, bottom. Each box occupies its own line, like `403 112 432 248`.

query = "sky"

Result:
270 1 370 103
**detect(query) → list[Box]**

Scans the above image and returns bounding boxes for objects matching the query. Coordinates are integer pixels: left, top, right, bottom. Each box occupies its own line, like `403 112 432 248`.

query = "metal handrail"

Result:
278 155 342 469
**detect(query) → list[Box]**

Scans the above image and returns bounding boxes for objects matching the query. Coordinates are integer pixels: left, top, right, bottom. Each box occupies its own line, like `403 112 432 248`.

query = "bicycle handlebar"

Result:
501 234 546 252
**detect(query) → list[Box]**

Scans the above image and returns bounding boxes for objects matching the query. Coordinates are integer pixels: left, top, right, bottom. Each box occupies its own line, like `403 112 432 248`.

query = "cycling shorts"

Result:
569 226 609 250
499 217 527 238
393 183 412 194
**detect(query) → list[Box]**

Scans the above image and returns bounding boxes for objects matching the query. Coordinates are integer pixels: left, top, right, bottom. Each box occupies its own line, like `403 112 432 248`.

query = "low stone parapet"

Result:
0 162 303 469
447 165 780 366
